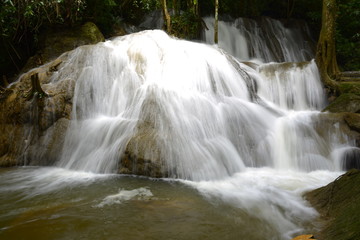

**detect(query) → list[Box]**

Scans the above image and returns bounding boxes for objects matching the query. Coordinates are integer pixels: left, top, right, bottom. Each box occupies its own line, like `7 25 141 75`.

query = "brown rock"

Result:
0 53 75 167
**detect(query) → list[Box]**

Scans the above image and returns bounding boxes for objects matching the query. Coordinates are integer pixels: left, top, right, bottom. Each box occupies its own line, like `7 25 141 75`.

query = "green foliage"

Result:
336 0 360 71
1 0 359 83
171 10 200 39
84 0 117 35
0 0 86 81
119 0 159 25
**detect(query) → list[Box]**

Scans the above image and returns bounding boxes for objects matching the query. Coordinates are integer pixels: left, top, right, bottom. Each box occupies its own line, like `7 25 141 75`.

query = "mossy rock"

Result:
305 169 360 240
322 93 360 113
338 82 360 95
22 22 104 72
343 113 360 132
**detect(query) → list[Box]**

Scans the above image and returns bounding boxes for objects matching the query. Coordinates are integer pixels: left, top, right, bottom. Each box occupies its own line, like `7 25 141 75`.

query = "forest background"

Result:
0 0 359 84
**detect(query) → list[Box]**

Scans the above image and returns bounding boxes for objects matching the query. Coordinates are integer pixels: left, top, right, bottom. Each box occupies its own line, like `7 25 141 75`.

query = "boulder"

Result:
322 93 360 113
305 169 360 240
323 81 360 113
343 112 360 133
119 94 168 178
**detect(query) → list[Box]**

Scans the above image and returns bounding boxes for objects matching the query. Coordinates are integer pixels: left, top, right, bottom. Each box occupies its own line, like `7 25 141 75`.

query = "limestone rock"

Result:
27 118 70 166
119 92 169 178
120 117 167 178
0 54 74 167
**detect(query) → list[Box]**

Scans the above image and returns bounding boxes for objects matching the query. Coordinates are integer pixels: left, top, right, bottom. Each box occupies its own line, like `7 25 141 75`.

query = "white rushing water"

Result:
2 20 357 239
53 30 348 180
203 17 315 62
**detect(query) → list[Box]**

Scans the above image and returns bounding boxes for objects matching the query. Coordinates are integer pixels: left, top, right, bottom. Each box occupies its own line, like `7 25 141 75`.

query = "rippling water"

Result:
0 167 341 240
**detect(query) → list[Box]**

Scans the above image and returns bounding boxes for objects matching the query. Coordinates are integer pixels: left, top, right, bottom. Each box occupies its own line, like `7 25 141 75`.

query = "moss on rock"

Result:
338 82 360 95
305 169 360 240
322 93 360 113
343 113 360 132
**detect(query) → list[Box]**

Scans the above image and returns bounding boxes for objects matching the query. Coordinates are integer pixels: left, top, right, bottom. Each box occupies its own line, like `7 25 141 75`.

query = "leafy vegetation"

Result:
0 0 86 81
1 0 359 84
337 0 360 71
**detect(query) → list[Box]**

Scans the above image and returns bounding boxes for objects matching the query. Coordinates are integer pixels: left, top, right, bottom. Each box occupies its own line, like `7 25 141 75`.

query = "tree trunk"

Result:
315 0 339 93
214 0 219 44
25 73 48 99
161 0 171 33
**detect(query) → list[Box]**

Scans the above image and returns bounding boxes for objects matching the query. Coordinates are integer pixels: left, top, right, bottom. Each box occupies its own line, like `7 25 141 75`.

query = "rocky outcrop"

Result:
22 22 105 73
322 81 360 148
323 80 360 113
0 54 74 167
323 93 360 113
0 21 105 167
305 169 360 240
119 92 169 178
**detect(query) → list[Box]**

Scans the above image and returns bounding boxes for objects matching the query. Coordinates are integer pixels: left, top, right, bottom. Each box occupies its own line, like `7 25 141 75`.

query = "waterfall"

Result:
52 29 353 181
203 17 315 62
2 18 358 240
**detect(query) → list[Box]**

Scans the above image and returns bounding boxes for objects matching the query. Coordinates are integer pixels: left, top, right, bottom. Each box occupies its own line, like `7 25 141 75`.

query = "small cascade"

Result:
257 60 326 110
203 17 315 62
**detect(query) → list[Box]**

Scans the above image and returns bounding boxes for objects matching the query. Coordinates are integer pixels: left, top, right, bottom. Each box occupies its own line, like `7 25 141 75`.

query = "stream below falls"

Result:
0 167 341 240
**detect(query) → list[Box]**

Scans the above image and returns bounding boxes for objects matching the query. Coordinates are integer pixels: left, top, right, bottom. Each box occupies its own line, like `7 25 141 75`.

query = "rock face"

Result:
305 169 360 240
0 55 74 167
0 22 105 167
22 22 105 73
119 94 169 178
323 93 360 113
322 81 360 148
323 81 360 113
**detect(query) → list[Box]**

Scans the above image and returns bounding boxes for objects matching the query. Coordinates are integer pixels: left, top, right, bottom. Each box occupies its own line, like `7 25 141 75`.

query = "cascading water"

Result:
203 17 315 62
55 30 345 180
0 20 358 240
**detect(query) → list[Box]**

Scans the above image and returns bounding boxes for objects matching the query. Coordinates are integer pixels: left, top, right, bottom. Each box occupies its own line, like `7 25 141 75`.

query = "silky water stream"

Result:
0 26 356 240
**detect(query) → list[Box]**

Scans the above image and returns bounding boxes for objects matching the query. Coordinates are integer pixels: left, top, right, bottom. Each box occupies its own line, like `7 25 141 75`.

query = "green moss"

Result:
306 170 360 240
323 93 360 113
79 22 105 43
343 113 360 132
338 82 360 95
